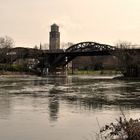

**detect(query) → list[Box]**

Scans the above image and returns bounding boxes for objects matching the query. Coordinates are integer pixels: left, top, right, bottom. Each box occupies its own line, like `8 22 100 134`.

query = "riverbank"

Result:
113 75 140 80
0 71 36 77
69 70 121 75
1 70 140 80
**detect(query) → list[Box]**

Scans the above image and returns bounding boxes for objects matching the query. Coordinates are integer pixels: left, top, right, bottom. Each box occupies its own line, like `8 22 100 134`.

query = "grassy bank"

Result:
68 70 121 75
0 64 38 76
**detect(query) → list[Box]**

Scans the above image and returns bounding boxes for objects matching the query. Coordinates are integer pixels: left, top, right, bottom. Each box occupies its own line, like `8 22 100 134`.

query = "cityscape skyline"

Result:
0 0 140 47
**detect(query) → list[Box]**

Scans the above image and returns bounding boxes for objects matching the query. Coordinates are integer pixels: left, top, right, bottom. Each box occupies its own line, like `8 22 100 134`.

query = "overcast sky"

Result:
0 0 140 47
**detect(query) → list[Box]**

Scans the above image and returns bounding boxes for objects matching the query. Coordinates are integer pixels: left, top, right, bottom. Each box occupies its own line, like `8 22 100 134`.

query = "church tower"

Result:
49 23 60 50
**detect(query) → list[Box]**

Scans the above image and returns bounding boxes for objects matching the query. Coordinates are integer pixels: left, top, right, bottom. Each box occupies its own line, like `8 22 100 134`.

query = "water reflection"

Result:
48 96 59 121
0 94 11 119
0 75 140 121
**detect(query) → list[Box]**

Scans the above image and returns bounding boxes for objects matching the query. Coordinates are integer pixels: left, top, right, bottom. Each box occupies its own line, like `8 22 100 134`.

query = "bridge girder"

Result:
66 42 116 53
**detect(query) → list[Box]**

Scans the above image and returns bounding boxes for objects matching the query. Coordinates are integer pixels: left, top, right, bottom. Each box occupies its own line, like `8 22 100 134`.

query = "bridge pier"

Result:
49 67 67 75
40 66 67 76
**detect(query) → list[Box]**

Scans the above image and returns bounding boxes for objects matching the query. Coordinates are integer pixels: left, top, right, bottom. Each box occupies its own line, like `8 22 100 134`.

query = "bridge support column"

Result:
47 66 66 75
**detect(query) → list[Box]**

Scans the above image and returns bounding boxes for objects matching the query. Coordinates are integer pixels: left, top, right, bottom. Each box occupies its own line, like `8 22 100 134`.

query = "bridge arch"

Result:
49 42 117 70
66 42 116 53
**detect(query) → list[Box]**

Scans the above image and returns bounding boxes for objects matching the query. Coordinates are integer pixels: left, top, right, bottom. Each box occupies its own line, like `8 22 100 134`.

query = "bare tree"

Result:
0 36 14 48
116 41 140 77
0 36 15 63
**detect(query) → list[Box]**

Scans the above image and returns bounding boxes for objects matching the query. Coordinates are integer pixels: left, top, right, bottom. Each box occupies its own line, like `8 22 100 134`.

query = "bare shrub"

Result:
97 117 140 140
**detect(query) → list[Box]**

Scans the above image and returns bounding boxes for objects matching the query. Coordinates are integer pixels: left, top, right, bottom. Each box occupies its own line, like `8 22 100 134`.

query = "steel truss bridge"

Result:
1 41 140 73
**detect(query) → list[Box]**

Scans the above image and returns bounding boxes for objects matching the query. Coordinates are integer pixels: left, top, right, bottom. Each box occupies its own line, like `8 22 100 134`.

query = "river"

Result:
0 75 139 140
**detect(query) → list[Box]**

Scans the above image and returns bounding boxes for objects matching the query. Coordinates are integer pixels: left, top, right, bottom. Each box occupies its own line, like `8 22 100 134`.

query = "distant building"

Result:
49 23 60 50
